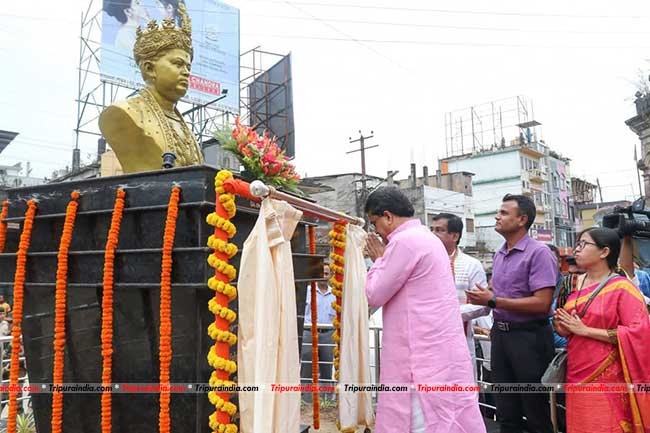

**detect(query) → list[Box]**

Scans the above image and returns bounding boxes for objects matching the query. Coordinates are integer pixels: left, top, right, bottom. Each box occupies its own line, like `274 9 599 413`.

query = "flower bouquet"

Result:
215 118 301 194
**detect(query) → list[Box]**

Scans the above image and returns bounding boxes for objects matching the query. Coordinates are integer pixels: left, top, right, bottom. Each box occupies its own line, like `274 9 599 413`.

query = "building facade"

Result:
546 152 574 248
441 140 575 252
0 163 46 200
303 170 477 251
401 184 476 248
626 91 650 196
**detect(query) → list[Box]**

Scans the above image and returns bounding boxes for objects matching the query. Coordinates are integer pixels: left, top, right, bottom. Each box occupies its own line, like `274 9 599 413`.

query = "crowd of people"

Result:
300 187 650 433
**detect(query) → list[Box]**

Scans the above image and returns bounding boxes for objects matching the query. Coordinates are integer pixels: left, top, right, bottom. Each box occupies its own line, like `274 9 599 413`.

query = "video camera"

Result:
602 197 650 237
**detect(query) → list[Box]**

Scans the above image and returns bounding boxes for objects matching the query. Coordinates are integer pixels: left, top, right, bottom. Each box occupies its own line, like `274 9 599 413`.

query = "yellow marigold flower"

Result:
330 263 344 275
208 298 237 323
208 322 238 345
208 392 238 416
329 277 343 289
207 346 237 373
207 236 239 258
329 252 345 264
207 255 237 280
209 371 236 388
206 213 237 238
207 277 238 301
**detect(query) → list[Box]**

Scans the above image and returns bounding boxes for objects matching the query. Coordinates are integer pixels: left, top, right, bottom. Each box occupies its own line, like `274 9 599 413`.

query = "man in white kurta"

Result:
431 213 489 380
237 199 302 433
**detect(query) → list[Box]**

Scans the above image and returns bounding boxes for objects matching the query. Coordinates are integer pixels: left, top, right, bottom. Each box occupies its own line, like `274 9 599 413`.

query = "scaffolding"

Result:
444 96 540 158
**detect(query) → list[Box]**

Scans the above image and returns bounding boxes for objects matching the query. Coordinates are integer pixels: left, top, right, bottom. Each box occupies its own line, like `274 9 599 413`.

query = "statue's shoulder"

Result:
98 94 165 174
100 95 146 122
100 94 154 141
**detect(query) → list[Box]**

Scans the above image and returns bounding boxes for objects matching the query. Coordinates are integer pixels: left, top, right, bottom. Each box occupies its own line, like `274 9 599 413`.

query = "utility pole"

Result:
635 143 644 198
596 178 604 203
347 130 378 216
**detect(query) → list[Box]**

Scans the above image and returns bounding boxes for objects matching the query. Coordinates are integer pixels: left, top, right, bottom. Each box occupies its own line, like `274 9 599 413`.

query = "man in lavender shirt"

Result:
466 194 555 433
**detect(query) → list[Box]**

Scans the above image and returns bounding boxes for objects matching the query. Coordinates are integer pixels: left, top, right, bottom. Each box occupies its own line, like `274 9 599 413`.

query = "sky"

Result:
2 0 650 202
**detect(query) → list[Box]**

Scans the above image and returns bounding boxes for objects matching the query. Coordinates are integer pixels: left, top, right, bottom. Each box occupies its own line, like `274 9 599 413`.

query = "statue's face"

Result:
148 48 192 102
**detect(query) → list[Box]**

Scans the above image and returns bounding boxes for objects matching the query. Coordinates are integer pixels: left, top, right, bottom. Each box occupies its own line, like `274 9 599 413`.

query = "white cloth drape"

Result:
237 198 303 433
339 224 375 431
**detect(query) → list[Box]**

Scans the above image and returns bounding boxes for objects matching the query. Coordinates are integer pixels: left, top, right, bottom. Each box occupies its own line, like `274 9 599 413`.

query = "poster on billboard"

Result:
100 0 240 113
532 229 554 242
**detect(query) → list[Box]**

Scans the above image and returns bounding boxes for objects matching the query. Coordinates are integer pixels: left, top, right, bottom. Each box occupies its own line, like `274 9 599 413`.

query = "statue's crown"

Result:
133 3 193 64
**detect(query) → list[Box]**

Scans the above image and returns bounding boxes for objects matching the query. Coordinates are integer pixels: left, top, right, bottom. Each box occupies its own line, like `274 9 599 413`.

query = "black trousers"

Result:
491 323 555 433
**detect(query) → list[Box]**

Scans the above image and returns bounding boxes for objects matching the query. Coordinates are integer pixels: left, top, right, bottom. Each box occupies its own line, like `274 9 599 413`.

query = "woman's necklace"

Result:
574 272 609 316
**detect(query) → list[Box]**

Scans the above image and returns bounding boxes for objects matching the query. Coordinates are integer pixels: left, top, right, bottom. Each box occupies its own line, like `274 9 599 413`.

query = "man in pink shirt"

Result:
364 187 486 433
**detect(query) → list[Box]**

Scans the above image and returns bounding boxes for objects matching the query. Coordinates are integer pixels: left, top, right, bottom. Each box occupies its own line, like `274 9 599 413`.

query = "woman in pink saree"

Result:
554 227 650 433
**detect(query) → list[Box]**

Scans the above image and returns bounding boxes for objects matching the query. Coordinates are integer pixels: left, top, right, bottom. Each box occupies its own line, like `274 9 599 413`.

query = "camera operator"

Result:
602 199 650 306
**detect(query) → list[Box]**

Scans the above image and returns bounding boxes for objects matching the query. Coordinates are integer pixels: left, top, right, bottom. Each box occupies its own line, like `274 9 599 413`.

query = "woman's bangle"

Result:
606 328 618 345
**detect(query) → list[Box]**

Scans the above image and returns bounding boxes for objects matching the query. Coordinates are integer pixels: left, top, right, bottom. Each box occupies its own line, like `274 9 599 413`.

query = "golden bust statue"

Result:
99 3 204 174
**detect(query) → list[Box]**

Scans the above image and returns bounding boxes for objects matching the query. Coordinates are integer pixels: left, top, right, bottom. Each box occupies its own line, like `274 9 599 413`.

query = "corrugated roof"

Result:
0 130 19 154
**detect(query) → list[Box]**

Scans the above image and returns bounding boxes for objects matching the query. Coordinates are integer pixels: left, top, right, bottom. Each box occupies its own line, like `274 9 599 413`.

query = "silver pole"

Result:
249 181 365 225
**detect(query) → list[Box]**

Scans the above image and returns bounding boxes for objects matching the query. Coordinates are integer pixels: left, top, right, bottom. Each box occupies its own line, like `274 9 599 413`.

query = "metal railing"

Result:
300 324 382 400
300 326 565 433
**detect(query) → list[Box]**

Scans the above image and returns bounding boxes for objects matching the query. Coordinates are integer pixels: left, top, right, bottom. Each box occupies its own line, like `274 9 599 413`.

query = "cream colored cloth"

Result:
237 198 303 433
339 224 375 431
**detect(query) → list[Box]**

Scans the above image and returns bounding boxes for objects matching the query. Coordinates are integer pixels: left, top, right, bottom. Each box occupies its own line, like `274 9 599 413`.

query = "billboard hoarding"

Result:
101 0 239 113
247 54 294 158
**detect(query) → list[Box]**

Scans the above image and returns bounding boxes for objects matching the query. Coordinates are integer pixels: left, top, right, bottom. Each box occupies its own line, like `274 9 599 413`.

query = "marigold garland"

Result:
51 191 81 433
208 391 238 415
207 277 237 301
100 189 126 433
207 255 237 281
0 200 9 253
328 221 347 388
207 323 237 345
208 299 237 323
6 200 37 433
207 235 238 258
159 186 181 433
206 213 236 238
206 170 238 433
209 371 236 387
308 225 321 428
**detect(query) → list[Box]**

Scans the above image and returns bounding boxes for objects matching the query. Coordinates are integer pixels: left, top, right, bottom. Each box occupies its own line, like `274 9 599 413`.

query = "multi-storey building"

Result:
441 96 575 253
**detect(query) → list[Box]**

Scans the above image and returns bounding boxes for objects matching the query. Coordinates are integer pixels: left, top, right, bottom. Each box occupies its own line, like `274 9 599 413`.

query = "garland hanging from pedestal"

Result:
159 186 181 433
206 170 239 433
100 189 126 433
328 221 347 432
308 226 320 429
7 200 37 433
51 192 81 433
0 200 9 253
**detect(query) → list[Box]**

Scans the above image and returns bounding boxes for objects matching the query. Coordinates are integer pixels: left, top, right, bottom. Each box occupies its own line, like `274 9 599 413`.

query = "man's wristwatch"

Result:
487 296 497 309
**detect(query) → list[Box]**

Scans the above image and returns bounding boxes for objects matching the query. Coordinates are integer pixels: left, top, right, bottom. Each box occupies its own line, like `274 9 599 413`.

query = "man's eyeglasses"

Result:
574 240 599 251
